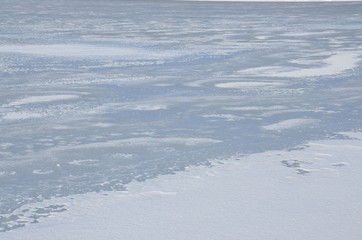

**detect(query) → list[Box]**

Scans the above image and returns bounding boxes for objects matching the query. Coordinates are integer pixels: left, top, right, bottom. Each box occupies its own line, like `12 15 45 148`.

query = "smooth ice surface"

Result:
1 0 362 236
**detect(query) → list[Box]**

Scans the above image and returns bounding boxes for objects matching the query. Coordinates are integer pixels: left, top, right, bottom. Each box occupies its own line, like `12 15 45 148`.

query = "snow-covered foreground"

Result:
2 132 362 240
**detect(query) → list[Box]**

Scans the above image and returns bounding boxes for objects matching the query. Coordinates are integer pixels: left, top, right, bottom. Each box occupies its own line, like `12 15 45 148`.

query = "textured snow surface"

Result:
2 133 362 240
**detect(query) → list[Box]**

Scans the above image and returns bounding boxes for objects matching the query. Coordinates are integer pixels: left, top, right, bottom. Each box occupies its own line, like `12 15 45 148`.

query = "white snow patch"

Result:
2 112 43 120
255 36 269 40
224 105 287 111
7 95 79 106
0 171 16 177
281 30 338 37
120 104 168 111
139 191 177 197
260 108 329 117
68 159 99 166
91 122 115 128
263 118 318 131
32 169 54 175
58 137 222 151
52 125 71 130
112 153 134 159
215 81 284 89
0 143 14 149
153 83 174 87
240 52 360 78
338 131 362 140
0 44 178 60
202 114 244 121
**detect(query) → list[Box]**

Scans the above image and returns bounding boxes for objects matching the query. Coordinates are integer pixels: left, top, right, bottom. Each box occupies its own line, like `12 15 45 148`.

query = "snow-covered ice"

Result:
2 133 362 240
1 0 362 238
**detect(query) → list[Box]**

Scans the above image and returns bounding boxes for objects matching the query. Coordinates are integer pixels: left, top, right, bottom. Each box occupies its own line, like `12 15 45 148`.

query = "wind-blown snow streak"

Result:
215 81 285 89
7 95 79 106
240 52 360 78
262 118 319 131
64 137 222 150
2 112 44 120
0 44 178 60
119 104 168 111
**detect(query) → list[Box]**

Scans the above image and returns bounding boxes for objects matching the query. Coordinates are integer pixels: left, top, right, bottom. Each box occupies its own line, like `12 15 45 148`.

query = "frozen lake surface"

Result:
1 0 362 237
